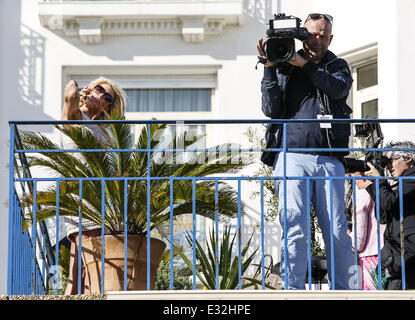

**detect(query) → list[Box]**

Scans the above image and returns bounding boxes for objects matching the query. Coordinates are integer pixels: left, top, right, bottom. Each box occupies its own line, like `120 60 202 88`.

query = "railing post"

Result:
55 179 60 295
147 124 152 291
375 178 383 290
7 124 16 295
31 181 38 295
260 179 265 290
169 178 174 291
215 179 219 290
101 179 106 294
352 178 359 290
13 193 18 294
77 180 83 294
399 178 406 289
329 179 335 290
306 178 312 290
282 122 288 289
237 179 242 290
192 178 197 290
123 179 128 291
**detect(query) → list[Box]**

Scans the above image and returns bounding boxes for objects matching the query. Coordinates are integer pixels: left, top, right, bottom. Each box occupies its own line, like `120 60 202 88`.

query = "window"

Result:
357 62 378 90
361 98 378 119
350 59 378 147
352 60 378 119
125 88 212 112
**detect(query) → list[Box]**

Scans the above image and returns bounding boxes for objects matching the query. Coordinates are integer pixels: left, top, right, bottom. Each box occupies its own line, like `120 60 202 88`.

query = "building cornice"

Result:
38 0 244 44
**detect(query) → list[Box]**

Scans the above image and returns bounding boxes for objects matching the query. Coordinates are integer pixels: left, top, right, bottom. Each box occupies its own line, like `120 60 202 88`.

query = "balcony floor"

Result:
106 289 415 300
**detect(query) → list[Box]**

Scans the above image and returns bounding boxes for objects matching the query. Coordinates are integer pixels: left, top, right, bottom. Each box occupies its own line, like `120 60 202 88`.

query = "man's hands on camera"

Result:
356 162 380 189
257 38 307 68
257 38 275 67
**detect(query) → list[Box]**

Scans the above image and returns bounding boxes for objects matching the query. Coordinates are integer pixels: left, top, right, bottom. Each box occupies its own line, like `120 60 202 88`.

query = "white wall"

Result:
0 0 23 295
378 0 415 141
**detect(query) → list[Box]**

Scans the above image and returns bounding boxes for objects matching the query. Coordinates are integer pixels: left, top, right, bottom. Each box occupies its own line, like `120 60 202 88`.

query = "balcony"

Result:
7 118 415 299
38 0 244 43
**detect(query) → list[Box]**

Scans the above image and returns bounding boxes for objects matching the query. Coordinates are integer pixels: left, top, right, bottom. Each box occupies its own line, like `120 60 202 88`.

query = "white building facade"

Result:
1 0 415 294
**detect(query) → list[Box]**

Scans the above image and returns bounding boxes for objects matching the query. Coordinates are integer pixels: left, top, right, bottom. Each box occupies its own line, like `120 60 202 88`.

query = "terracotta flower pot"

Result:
81 234 166 293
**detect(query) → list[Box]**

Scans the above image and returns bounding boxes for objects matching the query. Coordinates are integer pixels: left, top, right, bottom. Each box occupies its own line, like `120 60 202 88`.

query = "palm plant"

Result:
175 225 260 289
19 113 251 235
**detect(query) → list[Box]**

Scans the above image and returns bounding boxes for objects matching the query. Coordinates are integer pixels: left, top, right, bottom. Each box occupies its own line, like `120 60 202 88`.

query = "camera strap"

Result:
255 56 268 69
316 89 328 114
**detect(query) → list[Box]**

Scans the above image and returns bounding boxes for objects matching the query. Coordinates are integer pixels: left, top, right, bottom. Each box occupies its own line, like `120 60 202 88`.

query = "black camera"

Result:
354 122 375 138
265 13 310 63
343 122 389 173
343 157 370 173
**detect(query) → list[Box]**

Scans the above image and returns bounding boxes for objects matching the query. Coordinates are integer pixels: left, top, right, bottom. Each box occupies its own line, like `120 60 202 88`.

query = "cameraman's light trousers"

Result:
273 152 354 290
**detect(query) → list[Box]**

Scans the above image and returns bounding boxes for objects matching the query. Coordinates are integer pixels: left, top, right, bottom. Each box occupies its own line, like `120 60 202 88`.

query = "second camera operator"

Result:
257 13 354 289
358 141 415 289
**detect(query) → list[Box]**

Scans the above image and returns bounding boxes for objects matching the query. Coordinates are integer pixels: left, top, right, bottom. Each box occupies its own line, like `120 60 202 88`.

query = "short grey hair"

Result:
384 140 415 164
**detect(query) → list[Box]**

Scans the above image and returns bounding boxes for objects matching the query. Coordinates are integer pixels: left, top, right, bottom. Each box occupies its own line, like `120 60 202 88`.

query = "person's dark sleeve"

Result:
302 59 353 100
261 66 283 118
366 178 415 223
366 180 394 224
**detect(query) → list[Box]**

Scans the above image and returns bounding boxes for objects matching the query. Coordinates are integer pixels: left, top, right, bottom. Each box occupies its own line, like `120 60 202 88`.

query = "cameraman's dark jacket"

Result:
260 50 353 166
366 166 415 276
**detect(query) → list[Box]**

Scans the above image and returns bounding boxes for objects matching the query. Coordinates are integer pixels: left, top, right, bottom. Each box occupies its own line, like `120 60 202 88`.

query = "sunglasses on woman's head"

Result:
306 13 333 25
93 85 114 104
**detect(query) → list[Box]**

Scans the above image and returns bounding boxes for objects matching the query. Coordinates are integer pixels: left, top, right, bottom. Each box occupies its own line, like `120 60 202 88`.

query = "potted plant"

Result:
19 113 250 293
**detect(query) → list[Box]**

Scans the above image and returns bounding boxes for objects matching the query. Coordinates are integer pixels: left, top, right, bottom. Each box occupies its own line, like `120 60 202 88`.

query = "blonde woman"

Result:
61 77 126 294
63 77 125 123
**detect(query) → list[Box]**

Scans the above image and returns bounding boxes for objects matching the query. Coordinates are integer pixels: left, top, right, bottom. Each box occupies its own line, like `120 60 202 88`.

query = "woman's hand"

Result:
355 162 379 189
356 177 372 190
364 162 380 177
64 80 80 108
62 80 81 120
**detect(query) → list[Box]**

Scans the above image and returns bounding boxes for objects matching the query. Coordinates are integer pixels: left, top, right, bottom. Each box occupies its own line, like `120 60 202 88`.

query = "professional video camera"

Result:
343 122 389 174
265 13 310 63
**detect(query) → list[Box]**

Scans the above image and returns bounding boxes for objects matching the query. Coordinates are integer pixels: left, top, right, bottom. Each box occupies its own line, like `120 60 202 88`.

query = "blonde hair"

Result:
80 77 126 119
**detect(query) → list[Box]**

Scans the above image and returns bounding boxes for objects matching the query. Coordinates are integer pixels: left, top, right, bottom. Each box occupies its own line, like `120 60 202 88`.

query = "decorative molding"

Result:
38 1 244 44
62 63 222 86
338 42 378 67
181 18 205 43
76 18 103 44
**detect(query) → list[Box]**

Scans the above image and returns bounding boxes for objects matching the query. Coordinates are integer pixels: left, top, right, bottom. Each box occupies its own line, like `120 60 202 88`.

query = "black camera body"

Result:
265 13 310 63
343 122 388 173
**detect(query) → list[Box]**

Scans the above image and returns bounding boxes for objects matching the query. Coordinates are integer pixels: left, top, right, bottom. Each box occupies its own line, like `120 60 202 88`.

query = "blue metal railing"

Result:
8 124 55 295
7 118 415 294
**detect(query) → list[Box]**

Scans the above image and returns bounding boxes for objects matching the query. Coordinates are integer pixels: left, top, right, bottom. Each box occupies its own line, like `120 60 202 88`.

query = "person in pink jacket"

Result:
353 173 386 290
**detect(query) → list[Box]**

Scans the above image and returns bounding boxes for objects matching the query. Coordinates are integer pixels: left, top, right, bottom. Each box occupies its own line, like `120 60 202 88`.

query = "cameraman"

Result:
257 13 354 289
358 141 415 289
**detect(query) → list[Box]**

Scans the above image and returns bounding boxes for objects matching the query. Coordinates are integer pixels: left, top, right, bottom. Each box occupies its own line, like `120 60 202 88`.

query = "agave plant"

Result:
175 225 261 290
19 113 251 235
